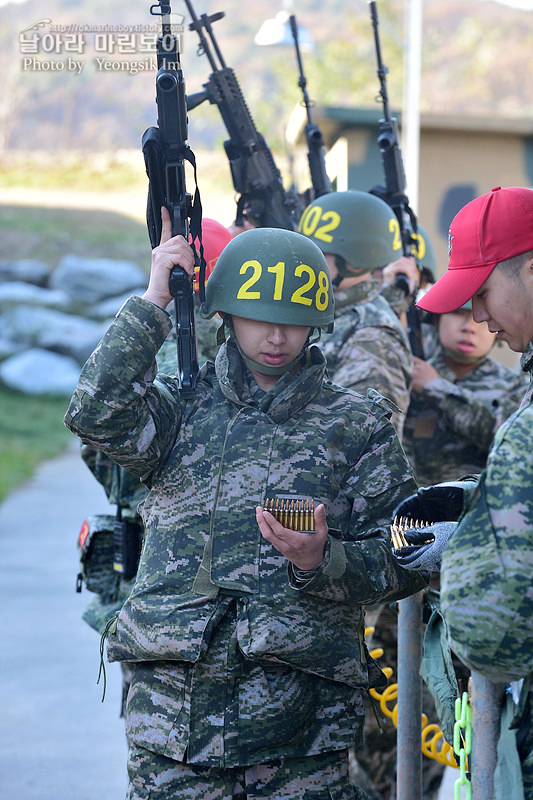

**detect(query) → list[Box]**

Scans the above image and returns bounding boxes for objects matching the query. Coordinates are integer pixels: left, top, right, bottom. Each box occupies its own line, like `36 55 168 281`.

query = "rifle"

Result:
288 14 331 201
143 0 205 397
368 0 424 359
183 0 299 230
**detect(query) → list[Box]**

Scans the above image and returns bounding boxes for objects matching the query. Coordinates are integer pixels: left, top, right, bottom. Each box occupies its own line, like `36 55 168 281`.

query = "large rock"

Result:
50 254 147 304
0 258 51 287
0 306 108 364
0 338 25 361
0 348 81 396
91 288 146 320
0 281 72 313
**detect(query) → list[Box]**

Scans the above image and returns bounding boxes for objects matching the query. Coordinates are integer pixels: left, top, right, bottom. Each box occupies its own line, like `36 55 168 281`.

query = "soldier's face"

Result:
472 255 533 352
438 309 496 361
231 316 311 371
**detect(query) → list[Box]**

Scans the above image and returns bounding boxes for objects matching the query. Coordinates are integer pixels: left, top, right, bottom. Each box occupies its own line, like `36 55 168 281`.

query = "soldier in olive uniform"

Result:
298 190 412 441
65 210 425 800
298 190 420 798
395 186 533 800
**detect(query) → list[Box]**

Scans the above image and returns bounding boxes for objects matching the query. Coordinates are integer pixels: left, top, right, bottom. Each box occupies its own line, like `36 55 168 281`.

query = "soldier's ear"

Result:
522 254 533 295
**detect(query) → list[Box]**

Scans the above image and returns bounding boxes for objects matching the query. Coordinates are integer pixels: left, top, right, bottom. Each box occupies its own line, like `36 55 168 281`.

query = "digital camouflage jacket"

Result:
441 339 533 798
65 295 424 765
320 280 413 440
79 313 220 517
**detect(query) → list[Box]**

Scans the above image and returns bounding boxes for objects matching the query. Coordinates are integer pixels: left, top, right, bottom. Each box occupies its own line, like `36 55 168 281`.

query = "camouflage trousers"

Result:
126 745 370 800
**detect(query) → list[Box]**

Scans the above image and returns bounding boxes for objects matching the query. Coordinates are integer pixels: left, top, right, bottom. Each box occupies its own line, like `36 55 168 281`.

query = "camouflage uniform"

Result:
403 344 528 486
80 320 220 711
379 286 439 365
322 279 413 798
388 346 525 797
440 339 533 799
299 194 413 797
65 295 424 796
320 280 412 441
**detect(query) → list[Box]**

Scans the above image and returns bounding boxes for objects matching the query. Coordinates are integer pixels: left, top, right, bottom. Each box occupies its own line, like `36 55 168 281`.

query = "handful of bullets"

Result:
263 498 315 532
390 515 434 551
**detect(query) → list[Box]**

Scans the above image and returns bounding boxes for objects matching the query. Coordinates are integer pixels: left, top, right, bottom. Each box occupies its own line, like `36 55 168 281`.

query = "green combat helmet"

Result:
201 226 334 333
201 226 334 375
297 189 401 278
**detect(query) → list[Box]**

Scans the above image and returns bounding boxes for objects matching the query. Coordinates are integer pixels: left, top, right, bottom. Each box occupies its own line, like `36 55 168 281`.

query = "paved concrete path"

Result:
0 442 127 800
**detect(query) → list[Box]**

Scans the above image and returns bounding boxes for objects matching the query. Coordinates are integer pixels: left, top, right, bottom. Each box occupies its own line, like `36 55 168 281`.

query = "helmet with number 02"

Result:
201 227 334 333
298 190 401 272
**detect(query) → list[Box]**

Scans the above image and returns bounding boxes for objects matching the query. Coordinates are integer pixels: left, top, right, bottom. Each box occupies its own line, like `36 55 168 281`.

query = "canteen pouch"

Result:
76 514 118 598
113 515 143 581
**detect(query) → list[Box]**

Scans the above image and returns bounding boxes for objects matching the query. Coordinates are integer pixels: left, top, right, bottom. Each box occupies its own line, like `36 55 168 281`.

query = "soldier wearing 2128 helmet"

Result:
65 215 424 800
299 190 413 441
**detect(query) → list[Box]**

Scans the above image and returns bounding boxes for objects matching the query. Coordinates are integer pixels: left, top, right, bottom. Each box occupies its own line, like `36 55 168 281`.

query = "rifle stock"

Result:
288 14 331 201
144 1 204 397
369 0 424 359
183 0 300 230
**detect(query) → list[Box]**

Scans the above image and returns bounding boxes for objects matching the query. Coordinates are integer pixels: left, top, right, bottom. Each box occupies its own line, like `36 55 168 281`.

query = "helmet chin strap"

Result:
332 255 348 286
441 345 486 366
222 316 316 377
332 254 368 285
232 334 308 376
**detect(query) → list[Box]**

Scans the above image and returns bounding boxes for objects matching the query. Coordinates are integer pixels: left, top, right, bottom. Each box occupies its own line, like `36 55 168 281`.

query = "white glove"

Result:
392 521 457 572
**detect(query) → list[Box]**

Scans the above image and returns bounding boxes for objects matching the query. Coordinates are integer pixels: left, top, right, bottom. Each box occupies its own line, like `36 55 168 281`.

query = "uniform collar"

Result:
520 338 533 374
333 278 379 311
431 344 488 378
214 340 327 423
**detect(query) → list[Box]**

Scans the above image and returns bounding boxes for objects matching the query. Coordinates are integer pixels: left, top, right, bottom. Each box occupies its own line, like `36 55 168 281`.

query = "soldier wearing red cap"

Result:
394 186 533 799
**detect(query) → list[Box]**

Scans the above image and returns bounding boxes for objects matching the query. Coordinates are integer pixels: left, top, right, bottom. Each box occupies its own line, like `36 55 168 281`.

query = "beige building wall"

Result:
418 120 533 276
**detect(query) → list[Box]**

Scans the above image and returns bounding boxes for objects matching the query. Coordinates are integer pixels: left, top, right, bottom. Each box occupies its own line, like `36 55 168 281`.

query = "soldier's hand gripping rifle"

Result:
369 0 424 359
144 1 205 397
288 14 331 202
183 0 299 230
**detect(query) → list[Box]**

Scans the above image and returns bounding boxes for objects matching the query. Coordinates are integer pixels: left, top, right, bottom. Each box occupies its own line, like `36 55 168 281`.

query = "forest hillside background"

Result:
1 0 533 157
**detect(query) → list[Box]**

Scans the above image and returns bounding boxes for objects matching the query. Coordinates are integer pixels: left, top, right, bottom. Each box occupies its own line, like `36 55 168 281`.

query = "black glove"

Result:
392 477 478 523
392 521 456 572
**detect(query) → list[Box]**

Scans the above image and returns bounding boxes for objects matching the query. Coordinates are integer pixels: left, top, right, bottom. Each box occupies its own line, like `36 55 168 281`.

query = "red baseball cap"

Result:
417 186 533 313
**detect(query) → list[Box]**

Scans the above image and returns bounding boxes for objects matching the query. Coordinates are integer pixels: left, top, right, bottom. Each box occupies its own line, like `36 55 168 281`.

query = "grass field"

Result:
0 158 152 502
0 387 74 503
0 150 235 502
0 152 146 194
0 204 151 266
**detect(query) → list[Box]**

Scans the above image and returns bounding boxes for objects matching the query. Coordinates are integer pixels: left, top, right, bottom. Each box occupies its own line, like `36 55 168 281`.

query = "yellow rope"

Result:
365 627 459 768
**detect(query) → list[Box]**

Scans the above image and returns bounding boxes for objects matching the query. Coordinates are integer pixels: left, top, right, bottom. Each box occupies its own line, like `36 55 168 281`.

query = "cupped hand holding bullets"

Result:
256 498 328 571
